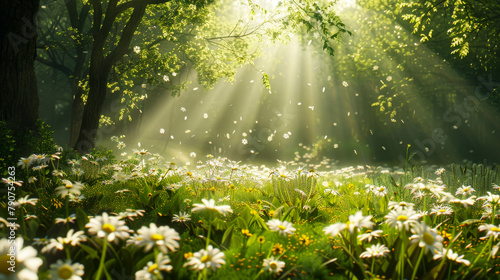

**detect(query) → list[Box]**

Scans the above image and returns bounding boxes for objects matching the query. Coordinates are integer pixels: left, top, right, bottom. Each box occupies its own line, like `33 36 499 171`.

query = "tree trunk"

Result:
73 1 149 154
69 80 85 148
74 60 108 154
0 0 40 131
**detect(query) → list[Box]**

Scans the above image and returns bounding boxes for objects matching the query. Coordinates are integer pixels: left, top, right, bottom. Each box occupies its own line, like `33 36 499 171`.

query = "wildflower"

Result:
478 192 500 208
449 196 476 207
135 253 172 279
16 195 38 206
266 219 296 236
0 237 42 280
409 222 443 254
192 199 233 216
184 245 226 272
257 236 265 244
133 46 140 54
17 157 32 168
299 234 311 246
433 248 470 266
271 243 284 255
42 229 86 253
323 223 347 237
358 229 384 242
455 185 475 196
385 207 420 231
241 229 252 237
172 212 191 223
360 244 390 258
478 224 500 240
55 180 84 198
347 211 375 233
49 259 84 280
85 212 130 242
430 204 453 216
262 256 285 274
1 177 22 186
136 223 180 253
114 209 145 221
372 186 387 197
55 214 77 225
52 170 65 178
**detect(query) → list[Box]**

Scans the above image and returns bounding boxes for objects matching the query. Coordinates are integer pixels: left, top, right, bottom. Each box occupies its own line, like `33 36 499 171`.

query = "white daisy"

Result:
430 204 454 216
85 212 130 242
388 201 415 210
347 211 375 233
49 259 84 280
136 223 180 253
478 224 500 240
409 222 443 255
358 229 384 242
42 229 86 253
433 248 470 266
385 207 420 231
172 212 191 223
55 180 84 198
0 237 43 280
323 223 347 237
262 256 285 274
360 244 390 258
266 219 296 236
455 185 475 196
192 199 233 216
184 245 226 271
135 253 172 279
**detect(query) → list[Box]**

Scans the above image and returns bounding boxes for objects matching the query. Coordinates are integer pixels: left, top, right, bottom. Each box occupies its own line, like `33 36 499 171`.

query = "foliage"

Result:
2 146 500 279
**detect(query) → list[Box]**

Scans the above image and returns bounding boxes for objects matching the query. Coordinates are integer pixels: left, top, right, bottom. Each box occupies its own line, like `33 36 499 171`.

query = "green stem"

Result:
410 247 425 280
492 205 496 225
96 239 108 280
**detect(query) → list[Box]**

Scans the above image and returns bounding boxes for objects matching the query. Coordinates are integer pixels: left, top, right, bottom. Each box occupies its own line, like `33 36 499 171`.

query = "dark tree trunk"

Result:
74 1 149 154
69 80 85 148
0 0 40 132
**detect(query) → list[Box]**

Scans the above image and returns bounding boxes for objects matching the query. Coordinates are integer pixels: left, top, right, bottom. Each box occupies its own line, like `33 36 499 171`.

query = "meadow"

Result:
2 145 500 280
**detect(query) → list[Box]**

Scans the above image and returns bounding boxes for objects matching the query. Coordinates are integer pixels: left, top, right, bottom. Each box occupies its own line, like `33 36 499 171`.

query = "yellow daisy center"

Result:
463 187 469 192
270 262 278 270
278 225 287 230
423 231 435 245
102 223 116 233
201 255 212 263
397 215 408 222
491 227 500 232
65 183 72 189
147 263 158 273
0 254 16 274
58 265 74 279
438 209 446 213
379 187 385 192
151 233 164 241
